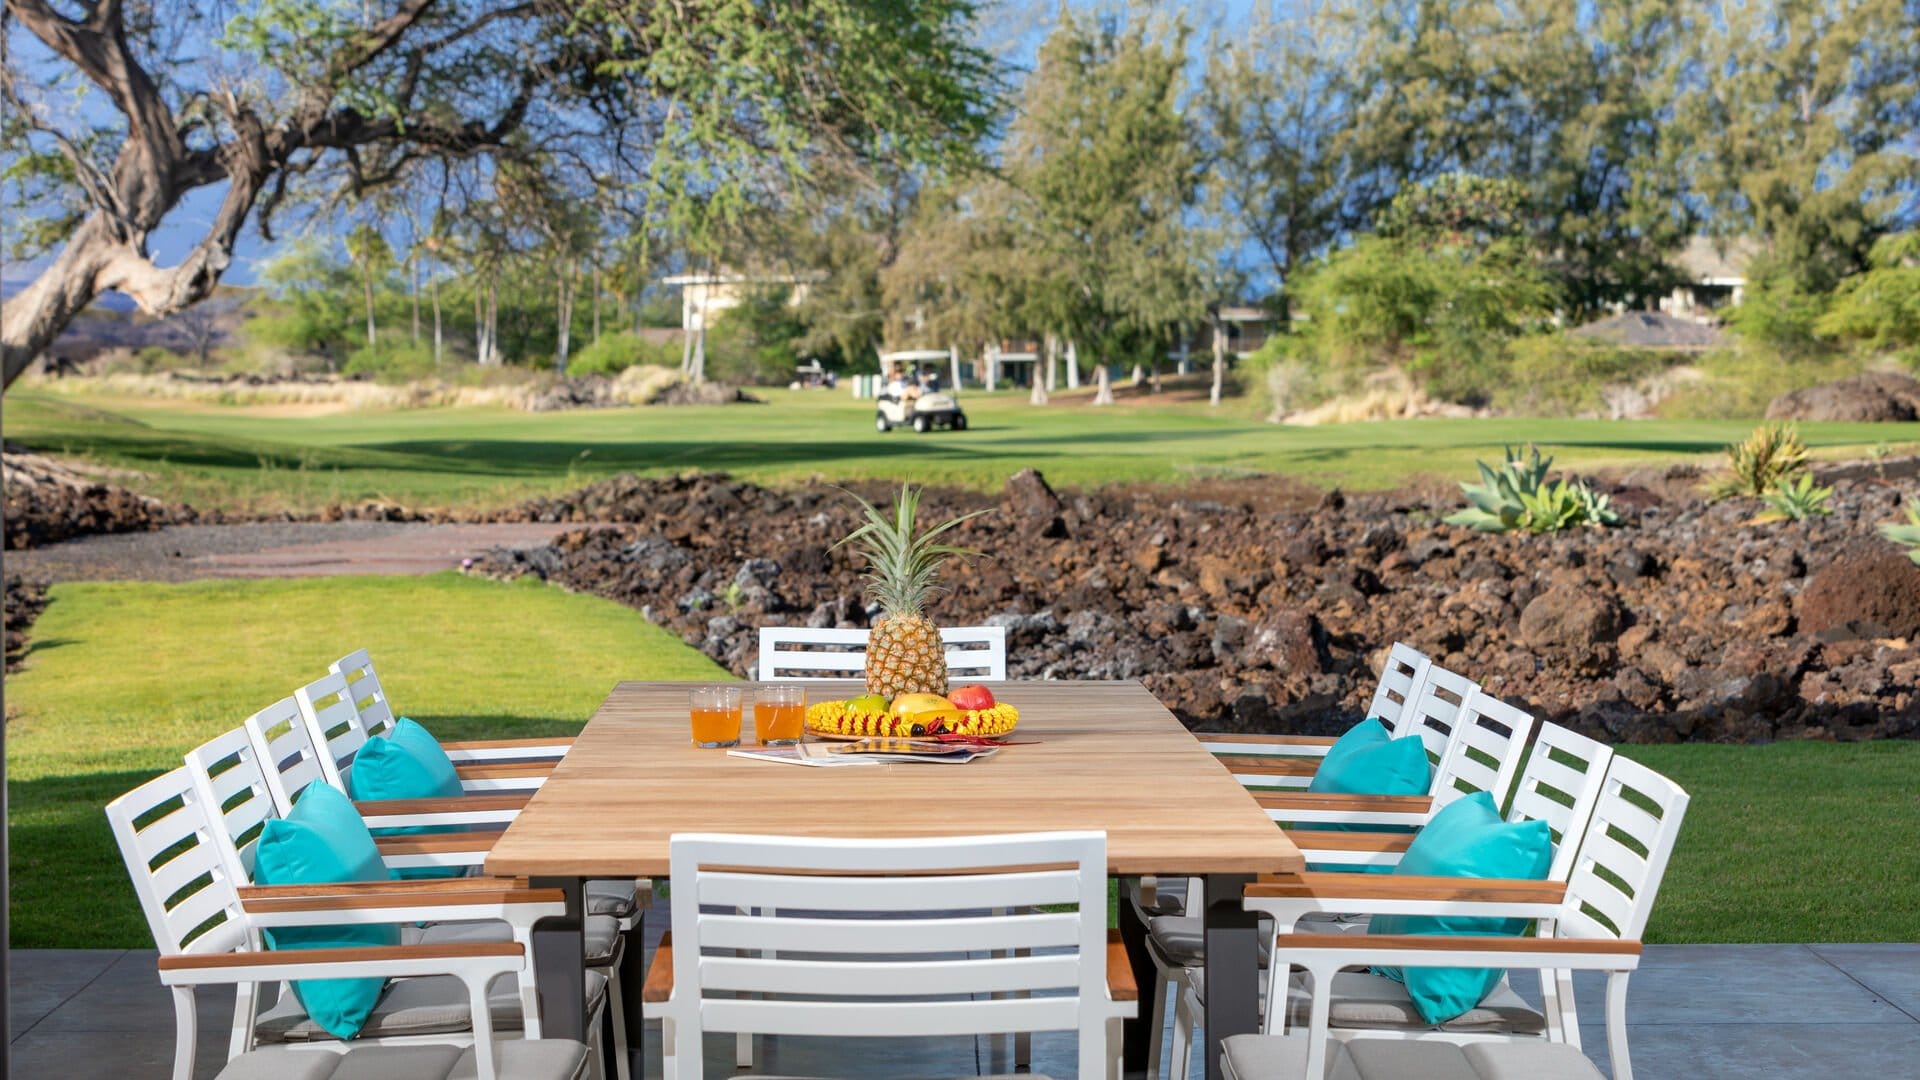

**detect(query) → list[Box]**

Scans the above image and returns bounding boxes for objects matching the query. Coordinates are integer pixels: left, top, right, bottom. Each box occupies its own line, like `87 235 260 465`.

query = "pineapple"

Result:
837 485 987 698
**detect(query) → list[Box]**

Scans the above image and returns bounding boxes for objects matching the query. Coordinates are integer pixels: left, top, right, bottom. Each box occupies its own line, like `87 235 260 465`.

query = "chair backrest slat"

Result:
329 648 399 739
243 696 329 815
664 830 1110 1080
1561 755 1689 941
1399 666 1479 786
105 768 248 957
1367 642 1432 733
756 626 1008 682
1507 722 1614 882
182 727 277 885
1430 691 1538 811
296 669 377 789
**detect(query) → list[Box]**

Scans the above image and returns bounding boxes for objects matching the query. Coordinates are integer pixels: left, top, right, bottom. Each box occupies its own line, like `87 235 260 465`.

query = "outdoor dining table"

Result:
484 678 1306 1080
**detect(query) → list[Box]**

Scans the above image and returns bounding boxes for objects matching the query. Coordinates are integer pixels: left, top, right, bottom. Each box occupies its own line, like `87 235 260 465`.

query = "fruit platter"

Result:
806 685 1020 739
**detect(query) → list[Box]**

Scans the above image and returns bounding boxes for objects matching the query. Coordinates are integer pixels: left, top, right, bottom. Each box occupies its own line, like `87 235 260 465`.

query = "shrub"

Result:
1708 422 1809 499
1753 474 1834 523
566 330 679 377
1878 502 1920 565
1497 336 1675 416
1445 445 1619 534
342 339 437 383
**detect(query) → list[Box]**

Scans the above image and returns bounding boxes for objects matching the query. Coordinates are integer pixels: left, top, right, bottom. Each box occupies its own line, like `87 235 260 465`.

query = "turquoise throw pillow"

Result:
1299 719 1432 869
253 781 398 1040
1367 790 1553 1025
347 717 466 879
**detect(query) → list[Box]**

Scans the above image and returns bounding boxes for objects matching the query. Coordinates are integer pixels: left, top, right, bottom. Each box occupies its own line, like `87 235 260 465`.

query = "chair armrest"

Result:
1106 929 1138 1002
455 761 556 780
1274 932 1641 967
157 941 526 985
238 877 529 900
1244 873 1566 929
242 886 564 931
442 737 574 764
1280 831 1415 854
375 831 498 872
1196 733 1337 757
1256 791 1433 828
642 931 674 1004
355 793 530 830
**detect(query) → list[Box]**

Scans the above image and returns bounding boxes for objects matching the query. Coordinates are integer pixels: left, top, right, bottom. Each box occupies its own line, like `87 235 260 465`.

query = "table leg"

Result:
1118 878 1156 1073
622 911 647 1080
531 876 587 1042
1202 874 1258 1080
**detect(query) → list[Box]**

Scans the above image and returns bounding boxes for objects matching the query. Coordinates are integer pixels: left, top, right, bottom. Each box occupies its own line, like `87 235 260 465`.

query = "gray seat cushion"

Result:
407 915 622 965
1132 876 1191 916
213 1040 590 1080
257 970 606 1042
587 879 650 919
1149 915 1273 969
1222 1033 1602 1080
1281 971 1546 1035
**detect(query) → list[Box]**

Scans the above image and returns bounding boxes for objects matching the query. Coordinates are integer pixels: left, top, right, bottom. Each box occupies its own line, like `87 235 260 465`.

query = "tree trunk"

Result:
554 265 574 374
410 259 421 345
486 277 500 365
1130 362 1145 386
1210 315 1226 407
430 269 443 366
1092 359 1113 406
1065 340 1080 389
690 326 706 382
1031 334 1052 405
681 324 695 376
474 280 487 364
591 264 602 342
361 264 377 347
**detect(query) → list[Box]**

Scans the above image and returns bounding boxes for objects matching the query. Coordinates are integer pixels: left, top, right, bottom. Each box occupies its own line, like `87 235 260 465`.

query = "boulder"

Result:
1797 548 1920 640
1766 372 1920 422
1248 610 1330 676
1003 468 1068 538
1519 584 1625 672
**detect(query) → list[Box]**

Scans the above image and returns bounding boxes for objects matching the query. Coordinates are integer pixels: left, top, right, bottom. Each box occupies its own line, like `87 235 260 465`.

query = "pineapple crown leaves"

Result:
832 484 990 616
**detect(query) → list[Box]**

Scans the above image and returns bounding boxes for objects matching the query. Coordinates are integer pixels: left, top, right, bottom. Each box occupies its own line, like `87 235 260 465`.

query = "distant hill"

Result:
2 284 254 367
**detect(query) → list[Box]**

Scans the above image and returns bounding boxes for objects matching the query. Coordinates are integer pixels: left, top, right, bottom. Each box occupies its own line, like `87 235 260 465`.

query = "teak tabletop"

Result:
484 679 1304 879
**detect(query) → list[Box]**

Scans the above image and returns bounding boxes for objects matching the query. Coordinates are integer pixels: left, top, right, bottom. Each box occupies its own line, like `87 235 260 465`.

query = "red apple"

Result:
948 684 995 711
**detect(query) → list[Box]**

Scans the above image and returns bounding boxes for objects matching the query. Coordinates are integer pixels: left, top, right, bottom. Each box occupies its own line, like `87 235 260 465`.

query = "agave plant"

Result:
1878 501 1920 565
1752 473 1834 523
1446 445 1618 534
1709 422 1810 500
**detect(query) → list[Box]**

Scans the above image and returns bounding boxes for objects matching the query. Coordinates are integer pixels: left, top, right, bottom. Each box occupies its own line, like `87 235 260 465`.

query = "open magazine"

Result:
728 739 1001 767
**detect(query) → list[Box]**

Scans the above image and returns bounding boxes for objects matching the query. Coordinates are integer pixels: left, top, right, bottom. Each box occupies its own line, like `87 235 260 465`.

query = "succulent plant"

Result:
1710 422 1810 500
1446 445 1617 534
1877 501 1920 564
1752 473 1834 524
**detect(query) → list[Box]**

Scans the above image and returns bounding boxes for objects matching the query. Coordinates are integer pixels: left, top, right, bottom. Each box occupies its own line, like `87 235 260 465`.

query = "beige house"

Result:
1661 237 1762 322
660 269 822 332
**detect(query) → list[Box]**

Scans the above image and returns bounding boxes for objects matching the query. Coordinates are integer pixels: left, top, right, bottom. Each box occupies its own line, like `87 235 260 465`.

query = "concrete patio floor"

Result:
13 925 1919 1079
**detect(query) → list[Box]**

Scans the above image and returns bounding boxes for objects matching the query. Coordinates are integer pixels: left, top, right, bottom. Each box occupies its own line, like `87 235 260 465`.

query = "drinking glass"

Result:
689 686 743 748
753 684 807 746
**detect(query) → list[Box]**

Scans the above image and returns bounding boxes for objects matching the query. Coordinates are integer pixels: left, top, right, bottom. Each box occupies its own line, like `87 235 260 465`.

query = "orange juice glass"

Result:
753 684 806 745
689 686 743 747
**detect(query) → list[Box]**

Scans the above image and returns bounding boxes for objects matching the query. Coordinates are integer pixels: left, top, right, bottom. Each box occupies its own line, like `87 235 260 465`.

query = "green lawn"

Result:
7 573 1916 946
8 387 1918 514
5 573 728 948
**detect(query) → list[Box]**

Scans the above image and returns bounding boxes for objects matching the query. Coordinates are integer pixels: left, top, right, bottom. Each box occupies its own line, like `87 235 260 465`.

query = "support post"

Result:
1202 874 1259 1080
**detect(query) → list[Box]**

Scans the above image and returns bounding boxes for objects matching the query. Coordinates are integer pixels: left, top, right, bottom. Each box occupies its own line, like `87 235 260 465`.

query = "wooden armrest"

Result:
355 794 532 816
643 931 674 1003
441 737 575 751
158 941 522 971
1279 933 1641 957
1219 757 1320 777
239 878 528 900
242 887 563 914
1279 831 1415 854
1106 929 1138 1001
1197 733 1338 747
375 833 500 856
455 761 557 780
1246 872 1566 904
1256 792 1433 814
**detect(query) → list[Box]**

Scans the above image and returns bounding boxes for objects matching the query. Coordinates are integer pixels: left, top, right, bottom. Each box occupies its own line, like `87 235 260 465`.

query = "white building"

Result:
660 269 822 332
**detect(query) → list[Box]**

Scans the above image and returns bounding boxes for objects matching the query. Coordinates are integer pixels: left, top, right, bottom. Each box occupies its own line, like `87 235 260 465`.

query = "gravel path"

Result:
7 521 594 583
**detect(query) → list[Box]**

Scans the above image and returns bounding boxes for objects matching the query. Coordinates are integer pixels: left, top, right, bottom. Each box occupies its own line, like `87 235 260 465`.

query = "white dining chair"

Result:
754 624 1008 682
642 830 1136 1080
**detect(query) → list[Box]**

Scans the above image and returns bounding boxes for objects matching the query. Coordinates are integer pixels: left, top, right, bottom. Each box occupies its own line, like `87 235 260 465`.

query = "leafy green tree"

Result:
0 0 997 389
249 239 359 369
1817 233 1920 356
1674 0 1920 296
344 223 393 348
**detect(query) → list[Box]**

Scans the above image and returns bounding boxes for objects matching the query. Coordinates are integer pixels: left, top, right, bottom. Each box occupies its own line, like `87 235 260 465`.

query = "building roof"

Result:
1569 311 1727 351
1674 236 1762 284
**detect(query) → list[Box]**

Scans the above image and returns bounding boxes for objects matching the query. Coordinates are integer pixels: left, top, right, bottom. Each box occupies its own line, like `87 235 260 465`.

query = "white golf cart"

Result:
874 349 969 433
